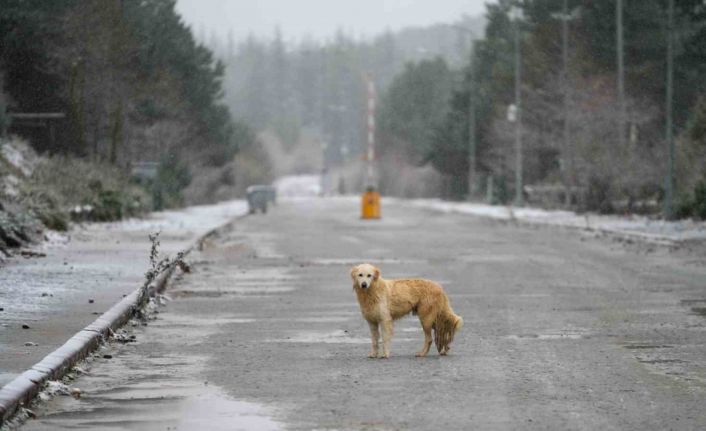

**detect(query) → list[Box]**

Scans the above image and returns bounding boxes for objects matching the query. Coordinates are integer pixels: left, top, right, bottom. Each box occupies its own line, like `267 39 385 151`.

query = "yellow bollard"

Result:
361 187 381 219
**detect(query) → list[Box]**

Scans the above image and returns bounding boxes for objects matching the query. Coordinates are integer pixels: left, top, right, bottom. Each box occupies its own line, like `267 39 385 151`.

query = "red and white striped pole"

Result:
361 72 381 219
365 73 376 188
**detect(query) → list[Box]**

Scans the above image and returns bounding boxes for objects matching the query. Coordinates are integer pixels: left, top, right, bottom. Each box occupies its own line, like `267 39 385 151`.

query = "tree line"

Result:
207 16 484 169
0 0 259 208
377 0 706 217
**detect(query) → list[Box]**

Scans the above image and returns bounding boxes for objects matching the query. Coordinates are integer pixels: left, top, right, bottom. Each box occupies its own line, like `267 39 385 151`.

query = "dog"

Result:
350 263 463 358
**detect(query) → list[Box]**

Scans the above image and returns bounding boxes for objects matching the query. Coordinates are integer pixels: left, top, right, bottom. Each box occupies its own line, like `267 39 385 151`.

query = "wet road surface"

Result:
21 197 706 430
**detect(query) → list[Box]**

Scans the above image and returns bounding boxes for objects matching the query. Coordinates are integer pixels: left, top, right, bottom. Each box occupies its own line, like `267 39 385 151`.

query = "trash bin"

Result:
361 186 381 219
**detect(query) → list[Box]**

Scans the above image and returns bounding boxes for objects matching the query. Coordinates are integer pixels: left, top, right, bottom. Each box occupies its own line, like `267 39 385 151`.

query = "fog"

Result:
175 0 488 42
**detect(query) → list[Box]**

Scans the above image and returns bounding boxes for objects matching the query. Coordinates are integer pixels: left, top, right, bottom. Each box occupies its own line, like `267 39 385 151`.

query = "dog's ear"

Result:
350 265 358 281
373 266 380 280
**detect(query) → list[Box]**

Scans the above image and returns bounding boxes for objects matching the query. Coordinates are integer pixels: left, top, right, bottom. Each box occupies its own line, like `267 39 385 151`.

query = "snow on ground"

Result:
392 198 706 244
274 175 321 197
87 200 248 236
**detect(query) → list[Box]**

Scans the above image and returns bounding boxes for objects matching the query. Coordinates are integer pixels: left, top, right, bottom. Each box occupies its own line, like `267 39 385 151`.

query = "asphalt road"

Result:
22 197 706 430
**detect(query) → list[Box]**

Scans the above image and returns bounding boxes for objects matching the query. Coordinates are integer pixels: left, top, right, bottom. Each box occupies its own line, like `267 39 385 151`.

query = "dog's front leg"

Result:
367 321 380 358
380 319 393 358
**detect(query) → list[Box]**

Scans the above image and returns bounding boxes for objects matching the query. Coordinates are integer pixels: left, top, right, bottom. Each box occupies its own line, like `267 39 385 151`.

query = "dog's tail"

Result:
434 299 463 355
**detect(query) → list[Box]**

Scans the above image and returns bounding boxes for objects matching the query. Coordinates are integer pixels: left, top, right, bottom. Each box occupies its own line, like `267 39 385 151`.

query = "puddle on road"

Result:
680 299 706 306
172 286 295 298
689 307 706 317
152 313 257 326
267 329 415 344
458 254 518 263
173 388 280 431
623 344 674 350
23 323 281 431
275 316 351 323
506 332 586 340
28 376 280 431
678 299 706 317
637 358 686 364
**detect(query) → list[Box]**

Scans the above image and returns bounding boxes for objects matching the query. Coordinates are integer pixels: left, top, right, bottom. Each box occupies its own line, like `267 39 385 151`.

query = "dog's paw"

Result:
415 351 427 357
368 352 378 358
379 353 390 359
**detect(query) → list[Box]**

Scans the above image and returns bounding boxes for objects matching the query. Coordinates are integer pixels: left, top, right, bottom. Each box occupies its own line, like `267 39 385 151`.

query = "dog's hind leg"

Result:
415 314 434 357
367 321 380 358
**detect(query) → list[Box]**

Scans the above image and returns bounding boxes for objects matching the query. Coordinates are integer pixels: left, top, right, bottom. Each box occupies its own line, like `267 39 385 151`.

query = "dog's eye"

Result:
358 274 362 277
367 274 371 278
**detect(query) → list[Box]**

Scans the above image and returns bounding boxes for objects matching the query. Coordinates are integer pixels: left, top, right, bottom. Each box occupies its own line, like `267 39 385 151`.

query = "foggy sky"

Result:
175 0 489 43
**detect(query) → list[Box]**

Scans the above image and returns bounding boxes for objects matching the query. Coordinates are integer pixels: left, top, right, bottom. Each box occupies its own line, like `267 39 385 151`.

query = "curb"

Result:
0 216 239 426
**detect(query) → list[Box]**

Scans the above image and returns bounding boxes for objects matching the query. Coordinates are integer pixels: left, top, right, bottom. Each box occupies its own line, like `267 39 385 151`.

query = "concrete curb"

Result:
0 216 239 426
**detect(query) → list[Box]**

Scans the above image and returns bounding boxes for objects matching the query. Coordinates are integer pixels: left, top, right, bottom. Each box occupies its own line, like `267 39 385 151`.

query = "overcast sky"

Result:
175 0 489 43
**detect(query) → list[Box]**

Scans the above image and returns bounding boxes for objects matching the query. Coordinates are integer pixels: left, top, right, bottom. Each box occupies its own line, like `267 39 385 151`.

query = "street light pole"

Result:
664 0 675 219
468 39 477 200
561 0 571 207
513 9 523 207
617 0 626 149
453 25 478 201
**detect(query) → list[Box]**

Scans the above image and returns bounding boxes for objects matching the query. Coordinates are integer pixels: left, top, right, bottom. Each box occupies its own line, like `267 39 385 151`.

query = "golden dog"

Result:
350 263 463 358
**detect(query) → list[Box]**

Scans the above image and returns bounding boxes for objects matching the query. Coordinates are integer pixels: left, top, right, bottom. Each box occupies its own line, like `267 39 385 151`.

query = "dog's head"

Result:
350 263 380 290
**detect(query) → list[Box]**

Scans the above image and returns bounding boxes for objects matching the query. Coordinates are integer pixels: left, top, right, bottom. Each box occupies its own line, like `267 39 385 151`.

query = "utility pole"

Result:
561 0 571 206
468 39 477 200
453 25 478 201
616 0 626 149
513 7 524 206
664 0 675 219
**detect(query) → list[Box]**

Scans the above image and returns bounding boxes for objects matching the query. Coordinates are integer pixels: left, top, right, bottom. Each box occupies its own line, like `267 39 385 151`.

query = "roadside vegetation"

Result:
0 1 272 253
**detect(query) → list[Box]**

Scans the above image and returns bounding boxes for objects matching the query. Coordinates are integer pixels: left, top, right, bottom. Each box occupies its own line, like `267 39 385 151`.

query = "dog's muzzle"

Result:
361 281 368 289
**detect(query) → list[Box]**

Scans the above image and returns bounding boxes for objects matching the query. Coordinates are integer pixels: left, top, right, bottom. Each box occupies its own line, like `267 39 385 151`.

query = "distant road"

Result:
24 197 706 430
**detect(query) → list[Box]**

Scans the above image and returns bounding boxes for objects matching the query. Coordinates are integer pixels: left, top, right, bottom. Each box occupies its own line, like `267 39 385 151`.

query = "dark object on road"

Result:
88 299 94 304
21 324 30 329
102 354 113 359
246 185 277 214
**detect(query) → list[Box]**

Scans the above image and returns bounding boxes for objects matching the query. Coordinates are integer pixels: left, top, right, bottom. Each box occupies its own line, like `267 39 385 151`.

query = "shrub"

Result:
152 155 191 210
693 180 706 220
583 176 614 214
24 156 150 224
675 179 706 220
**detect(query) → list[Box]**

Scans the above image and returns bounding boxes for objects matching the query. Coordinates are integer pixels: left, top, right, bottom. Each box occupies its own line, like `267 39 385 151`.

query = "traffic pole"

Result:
362 73 380 219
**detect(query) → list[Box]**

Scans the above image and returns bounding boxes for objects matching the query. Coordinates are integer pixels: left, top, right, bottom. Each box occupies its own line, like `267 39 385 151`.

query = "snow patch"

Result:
87 199 248 236
1 138 38 176
1 138 39 197
392 198 706 243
